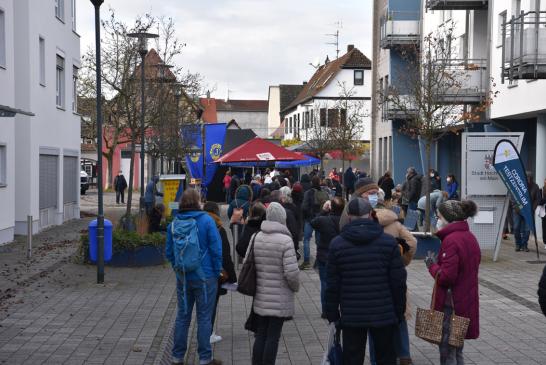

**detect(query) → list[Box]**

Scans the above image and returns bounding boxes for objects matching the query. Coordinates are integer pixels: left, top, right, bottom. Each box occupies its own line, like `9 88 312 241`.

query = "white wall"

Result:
13 0 80 234
217 110 269 138
267 86 280 136
320 68 372 98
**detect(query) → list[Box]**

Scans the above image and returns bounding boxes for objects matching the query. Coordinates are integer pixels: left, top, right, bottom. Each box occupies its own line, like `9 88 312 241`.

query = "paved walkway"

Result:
1 205 546 364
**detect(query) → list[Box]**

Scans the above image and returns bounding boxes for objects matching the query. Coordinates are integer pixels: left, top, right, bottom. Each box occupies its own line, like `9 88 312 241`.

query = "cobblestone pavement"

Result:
1 203 546 364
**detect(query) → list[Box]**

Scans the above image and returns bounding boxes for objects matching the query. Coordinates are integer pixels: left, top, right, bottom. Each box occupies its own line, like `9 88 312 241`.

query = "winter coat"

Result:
113 175 128 192
251 181 262 201
325 218 407 328
375 209 417 266
227 185 253 220
282 202 301 252
144 178 162 204
310 213 341 264
343 168 356 191
447 181 459 200
378 176 395 200
403 173 422 204
302 188 323 221
166 210 223 281
539 265 546 317
429 220 481 339
529 181 542 211
229 175 241 199
300 174 312 193
207 212 237 295
248 221 300 318
417 189 445 212
236 218 263 258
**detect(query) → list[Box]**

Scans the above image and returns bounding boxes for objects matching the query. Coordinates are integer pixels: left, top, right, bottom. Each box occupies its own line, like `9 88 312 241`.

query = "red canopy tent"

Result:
215 137 305 164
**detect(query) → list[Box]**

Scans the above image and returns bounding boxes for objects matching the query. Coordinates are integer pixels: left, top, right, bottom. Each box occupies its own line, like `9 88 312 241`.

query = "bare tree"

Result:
380 21 496 231
303 104 336 172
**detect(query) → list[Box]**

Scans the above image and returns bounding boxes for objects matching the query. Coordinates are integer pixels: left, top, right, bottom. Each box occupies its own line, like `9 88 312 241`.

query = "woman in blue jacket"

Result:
446 174 459 200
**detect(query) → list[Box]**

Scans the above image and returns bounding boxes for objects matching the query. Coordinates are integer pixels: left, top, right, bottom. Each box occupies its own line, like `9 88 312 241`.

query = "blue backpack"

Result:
171 217 205 277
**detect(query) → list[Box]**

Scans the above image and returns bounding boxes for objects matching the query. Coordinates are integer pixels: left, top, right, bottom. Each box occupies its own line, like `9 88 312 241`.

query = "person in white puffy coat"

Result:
246 202 300 365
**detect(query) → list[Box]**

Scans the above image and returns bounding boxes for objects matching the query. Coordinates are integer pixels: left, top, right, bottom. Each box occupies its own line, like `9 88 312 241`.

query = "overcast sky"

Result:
78 0 373 100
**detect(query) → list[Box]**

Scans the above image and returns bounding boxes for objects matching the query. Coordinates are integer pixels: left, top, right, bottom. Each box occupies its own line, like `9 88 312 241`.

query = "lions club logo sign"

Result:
209 143 222 161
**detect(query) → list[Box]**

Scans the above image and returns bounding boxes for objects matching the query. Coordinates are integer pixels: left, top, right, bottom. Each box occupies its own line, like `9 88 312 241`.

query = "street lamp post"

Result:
154 62 173 175
173 83 183 174
90 0 104 284
127 30 158 216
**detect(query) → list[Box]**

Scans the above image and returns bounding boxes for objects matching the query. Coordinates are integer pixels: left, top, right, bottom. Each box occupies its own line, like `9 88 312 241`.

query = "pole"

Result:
92 0 105 284
140 52 146 215
26 215 32 259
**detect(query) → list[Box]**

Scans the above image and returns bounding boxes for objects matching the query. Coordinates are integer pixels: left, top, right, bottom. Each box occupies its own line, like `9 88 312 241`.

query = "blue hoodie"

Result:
166 210 222 280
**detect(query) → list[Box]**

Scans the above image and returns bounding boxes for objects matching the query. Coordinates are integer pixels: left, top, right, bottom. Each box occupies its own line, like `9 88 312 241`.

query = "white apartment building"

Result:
0 0 80 244
281 45 372 143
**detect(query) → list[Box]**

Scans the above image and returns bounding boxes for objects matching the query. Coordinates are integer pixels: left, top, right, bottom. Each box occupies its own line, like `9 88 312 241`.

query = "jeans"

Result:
252 315 284 365
303 221 314 263
512 210 530 248
116 190 125 204
343 325 397 365
316 261 327 314
394 320 411 359
408 201 418 211
172 277 217 364
439 306 464 365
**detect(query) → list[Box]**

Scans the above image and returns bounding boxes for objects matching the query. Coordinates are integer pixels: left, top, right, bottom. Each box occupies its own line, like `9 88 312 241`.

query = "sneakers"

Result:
524 247 530 252
299 262 311 270
210 333 223 344
515 247 521 252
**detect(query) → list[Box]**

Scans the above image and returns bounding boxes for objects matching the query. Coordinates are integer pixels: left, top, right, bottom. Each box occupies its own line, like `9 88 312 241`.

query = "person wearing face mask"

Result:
446 174 459 200
339 177 381 229
425 200 480 365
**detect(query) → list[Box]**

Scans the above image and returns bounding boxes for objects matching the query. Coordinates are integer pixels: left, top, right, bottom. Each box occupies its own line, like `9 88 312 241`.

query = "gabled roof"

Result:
279 85 305 111
216 99 268 112
133 48 177 81
282 47 371 113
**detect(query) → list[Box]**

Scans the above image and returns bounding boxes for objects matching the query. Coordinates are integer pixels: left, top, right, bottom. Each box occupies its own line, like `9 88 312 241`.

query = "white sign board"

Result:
256 152 275 161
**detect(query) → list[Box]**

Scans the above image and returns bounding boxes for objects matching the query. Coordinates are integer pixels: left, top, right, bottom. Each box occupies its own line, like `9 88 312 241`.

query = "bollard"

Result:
26 215 33 259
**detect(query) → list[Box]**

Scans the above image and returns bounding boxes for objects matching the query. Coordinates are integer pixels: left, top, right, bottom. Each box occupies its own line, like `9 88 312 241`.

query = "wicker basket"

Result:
448 311 470 348
415 275 444 345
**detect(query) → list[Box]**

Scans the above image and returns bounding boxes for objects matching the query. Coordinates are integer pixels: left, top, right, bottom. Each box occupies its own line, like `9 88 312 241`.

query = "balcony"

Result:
435 59 488 104
382 95 417 121
380 11 420 49
426 0 488 10
502 11 546 81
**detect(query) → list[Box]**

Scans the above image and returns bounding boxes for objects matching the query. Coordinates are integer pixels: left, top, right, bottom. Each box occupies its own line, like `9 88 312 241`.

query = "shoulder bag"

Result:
237 233 258 296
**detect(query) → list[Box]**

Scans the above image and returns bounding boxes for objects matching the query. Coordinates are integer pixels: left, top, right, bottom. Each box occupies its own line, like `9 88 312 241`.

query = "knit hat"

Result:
354 177 379 196
266 202 287 225
438 200 478 223
347 198 373 217
292 183 303 193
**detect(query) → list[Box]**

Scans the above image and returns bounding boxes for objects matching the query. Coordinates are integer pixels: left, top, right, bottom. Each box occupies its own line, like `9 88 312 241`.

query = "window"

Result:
319 108 327 127
71 0 76 31
284 118 288 134
0 9 5 68
340 109 347 126
305 111 310 129
289 117 292 133
56 55 65 108
63 156 78 203
0 145 6 187
498 11 507 46
55 0 64 21
327 109 338 127
72 66 78 112
354 70 364 85
39 37 45 85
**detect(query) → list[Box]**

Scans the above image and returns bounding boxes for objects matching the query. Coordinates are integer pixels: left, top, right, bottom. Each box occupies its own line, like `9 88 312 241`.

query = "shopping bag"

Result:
321 323 343 365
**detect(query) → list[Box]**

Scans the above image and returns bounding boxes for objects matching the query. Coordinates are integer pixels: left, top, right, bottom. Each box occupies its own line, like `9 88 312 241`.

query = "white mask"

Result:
436 218 448 230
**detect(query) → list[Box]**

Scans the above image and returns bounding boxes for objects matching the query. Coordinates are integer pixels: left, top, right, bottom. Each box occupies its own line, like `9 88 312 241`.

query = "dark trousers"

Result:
342 325 397 365
542 217 546 245
252 315 284 365
116 190 125 204
211 290 220 328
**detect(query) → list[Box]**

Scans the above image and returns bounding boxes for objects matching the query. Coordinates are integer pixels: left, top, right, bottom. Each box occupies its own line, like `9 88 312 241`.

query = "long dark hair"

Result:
447 173 458 184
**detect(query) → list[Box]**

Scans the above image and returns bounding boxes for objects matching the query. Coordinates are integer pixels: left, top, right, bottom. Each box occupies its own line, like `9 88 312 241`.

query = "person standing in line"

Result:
402 167 422 211
326 198 407 365
144 176 163 216
113 170 128 204
344 167 356 200
203 201 237 345
236 202 266 258
249 202 300 365
223 171 232 203
425 200 481 365
228 173 241 205
446 174 459 200
166 189 223 365
310 197 345 319
301 176 329 269
378 171 395 202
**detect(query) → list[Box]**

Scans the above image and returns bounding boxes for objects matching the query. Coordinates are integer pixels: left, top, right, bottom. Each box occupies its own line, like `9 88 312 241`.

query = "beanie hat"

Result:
292 183 303 193
347 198 372 217
354 177 379 196
266 202 287 225
438 200 478 223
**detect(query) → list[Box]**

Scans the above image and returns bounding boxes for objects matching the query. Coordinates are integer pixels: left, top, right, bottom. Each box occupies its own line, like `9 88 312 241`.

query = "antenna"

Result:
325 21 343 59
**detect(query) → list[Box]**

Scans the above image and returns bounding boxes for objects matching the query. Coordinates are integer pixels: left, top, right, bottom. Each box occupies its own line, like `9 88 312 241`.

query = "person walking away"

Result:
310 197 345 319
113 170 128 204
374 192 417 365
250 175 262 201
248 202 300 365
301 176 329 269
270 190 301 256
402 167 421 211
145 176 163 216
228 185 253 240
148 203 165 233
446 174 459 200
236 202 266 258
378 171 395 202
326 198 407 365
166 189 223 365
344 167 356 200
223 171 232 203
425 200 481 365
203 202 237 344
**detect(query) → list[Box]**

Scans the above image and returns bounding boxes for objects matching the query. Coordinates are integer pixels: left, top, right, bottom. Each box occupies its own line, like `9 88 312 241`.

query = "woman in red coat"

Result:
425 200 480 365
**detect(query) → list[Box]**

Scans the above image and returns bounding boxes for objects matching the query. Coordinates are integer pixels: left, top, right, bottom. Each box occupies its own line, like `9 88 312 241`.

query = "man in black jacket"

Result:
301 176 328 269
326 198 406 365
402 167 421 211
113 170 128 204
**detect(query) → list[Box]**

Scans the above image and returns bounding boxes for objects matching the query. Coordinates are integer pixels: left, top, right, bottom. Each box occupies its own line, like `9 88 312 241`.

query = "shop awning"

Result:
215 137 305 164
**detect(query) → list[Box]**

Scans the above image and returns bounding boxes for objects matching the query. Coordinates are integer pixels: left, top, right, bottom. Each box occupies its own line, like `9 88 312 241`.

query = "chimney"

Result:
347 44 355 52
325 55 330 64
303 81 307 85
206 90 211 99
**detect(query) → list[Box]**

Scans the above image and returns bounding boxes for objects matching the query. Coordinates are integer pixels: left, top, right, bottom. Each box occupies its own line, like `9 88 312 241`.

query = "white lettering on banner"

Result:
502 165 529 206
256 153 274 161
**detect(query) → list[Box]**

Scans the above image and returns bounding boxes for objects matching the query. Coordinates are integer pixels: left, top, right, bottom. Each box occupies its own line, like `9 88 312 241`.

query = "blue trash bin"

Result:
89 219 113 263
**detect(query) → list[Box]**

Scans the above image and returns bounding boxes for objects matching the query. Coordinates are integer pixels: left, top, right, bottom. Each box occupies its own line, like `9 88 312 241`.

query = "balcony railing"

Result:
426 0 488 10
380 11 420 49
434 59 488 104
502 11 546 81
382 94 417 121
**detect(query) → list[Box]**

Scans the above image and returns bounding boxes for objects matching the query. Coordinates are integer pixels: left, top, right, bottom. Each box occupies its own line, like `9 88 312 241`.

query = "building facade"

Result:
0 0 80 244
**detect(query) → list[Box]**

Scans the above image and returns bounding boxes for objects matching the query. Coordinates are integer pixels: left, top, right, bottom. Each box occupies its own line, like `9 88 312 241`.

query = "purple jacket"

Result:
429 221 481 339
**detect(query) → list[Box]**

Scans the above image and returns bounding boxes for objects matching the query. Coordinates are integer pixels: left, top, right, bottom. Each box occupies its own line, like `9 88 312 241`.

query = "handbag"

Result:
448 293 470 348
321 323 343 365
244 299 259 333
415 274 445 345
237 233 258 296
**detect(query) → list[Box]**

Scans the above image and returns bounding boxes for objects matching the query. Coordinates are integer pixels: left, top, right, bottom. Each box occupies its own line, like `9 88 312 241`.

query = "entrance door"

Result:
120 150 132 188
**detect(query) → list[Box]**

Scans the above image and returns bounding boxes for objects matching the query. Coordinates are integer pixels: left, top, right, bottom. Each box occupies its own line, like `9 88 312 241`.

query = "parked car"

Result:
81 171 89 195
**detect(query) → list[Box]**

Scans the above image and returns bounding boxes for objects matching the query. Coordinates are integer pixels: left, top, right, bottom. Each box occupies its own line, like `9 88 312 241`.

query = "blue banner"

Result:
492 140 535 233
183 124 203 180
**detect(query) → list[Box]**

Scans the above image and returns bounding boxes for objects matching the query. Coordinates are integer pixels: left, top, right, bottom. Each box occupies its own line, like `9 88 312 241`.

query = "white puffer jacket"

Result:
247 220 300 318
